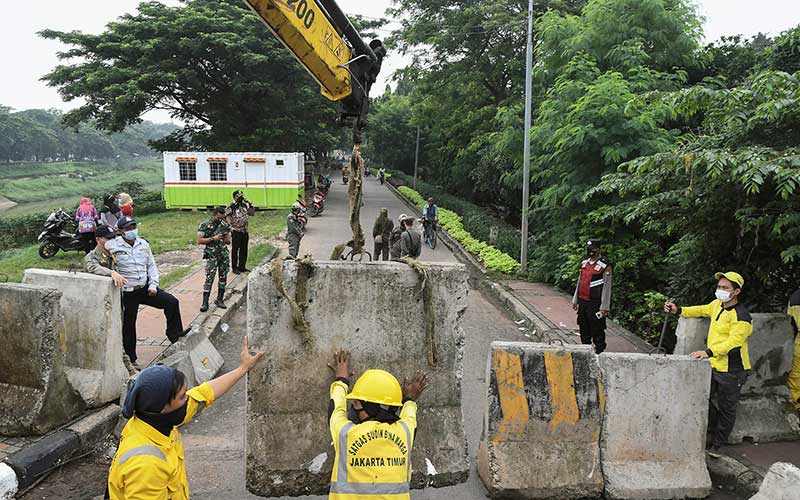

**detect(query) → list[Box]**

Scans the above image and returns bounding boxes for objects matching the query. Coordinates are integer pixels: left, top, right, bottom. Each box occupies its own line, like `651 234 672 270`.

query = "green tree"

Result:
40 0 356 158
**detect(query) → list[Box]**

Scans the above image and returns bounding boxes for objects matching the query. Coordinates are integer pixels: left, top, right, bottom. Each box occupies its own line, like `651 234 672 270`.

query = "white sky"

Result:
2 0 799 123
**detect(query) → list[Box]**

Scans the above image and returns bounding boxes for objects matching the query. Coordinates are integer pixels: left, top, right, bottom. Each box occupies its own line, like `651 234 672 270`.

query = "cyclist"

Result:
422 197 438 244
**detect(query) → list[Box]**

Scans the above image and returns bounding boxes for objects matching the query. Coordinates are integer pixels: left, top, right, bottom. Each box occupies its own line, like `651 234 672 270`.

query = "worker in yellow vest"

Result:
107 337 263 499
788 288 800 411
327 350 429 499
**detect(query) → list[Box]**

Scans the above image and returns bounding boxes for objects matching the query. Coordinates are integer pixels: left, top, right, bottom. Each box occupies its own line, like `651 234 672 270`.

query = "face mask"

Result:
138 401 188 436
123 229 138 240
348 405 362 423
715 289 733 302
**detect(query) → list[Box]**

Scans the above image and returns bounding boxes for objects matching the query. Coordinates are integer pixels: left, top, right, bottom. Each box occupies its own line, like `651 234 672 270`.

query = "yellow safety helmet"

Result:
346 369 403 407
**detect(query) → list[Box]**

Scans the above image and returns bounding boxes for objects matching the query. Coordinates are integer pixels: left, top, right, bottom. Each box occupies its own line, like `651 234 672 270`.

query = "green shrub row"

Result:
398 185 519 273
389 172 522 260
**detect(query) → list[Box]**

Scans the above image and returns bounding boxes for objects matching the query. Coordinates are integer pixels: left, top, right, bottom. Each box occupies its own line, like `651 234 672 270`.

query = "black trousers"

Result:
121 287 183 362
231 230 249 270
577 299 607 354
709 370 748 446
373 241 390 260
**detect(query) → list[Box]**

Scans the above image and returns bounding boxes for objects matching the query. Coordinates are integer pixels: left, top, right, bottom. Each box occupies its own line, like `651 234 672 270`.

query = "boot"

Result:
215 290 227 309
200 292 210 312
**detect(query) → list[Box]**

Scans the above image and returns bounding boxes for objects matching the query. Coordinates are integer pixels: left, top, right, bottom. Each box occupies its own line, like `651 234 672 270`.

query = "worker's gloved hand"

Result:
402 371 430 402
328 349 353 380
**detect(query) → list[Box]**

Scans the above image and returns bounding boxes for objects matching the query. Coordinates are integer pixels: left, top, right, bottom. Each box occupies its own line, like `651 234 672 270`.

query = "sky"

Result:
3 0 800 124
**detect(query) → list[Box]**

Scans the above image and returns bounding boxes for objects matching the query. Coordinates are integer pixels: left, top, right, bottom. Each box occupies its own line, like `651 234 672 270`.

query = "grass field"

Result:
0 209 287 283
0 159 163 205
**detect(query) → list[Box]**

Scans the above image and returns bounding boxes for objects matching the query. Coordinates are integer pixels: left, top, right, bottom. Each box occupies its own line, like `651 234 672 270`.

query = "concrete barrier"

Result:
158 325 222 386
477 342 604 499
246 260 469 497
0 284 85 435
750 462 800 500
674 315 800 443
22 269 128 407
599 353 712 499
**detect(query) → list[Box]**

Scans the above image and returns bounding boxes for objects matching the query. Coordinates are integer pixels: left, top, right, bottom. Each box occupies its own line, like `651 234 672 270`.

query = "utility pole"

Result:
520 0 534 271
413 125 420 190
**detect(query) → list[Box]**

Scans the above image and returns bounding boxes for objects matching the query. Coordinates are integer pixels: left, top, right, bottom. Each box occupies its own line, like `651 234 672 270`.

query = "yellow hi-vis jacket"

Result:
787 290 800 409
108 383 216 500
329 380 417 500
681 300 753 372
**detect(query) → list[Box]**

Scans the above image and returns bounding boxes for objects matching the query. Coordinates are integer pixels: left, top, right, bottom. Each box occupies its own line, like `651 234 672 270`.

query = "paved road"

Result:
181 177 530 499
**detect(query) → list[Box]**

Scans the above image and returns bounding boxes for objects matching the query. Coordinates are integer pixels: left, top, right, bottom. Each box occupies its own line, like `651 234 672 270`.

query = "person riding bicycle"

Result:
422 198 438 238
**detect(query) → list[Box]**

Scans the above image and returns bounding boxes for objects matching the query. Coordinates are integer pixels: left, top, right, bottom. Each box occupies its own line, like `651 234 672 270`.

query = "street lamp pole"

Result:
413 125 420 190
520 0 533 271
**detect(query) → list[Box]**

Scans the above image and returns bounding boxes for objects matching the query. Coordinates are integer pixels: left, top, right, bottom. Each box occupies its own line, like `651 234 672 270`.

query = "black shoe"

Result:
215 299 227 309
167 327 191 344
232 269 241 275
200 292 210 313
239 267 250 272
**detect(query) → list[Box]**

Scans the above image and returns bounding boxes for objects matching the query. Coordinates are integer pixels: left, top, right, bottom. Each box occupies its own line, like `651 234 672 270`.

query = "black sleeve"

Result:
327 377 350 421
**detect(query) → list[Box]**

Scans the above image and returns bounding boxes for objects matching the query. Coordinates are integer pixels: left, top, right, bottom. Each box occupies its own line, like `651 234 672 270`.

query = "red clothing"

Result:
120 205 133 217
577 258 609 301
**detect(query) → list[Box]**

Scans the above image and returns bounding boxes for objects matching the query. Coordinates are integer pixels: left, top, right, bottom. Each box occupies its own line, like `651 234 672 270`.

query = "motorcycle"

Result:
317 174 332 194
296 199 308 228
365 166 371 177
38 208 94 258
309 190 326 217
342 174 349 185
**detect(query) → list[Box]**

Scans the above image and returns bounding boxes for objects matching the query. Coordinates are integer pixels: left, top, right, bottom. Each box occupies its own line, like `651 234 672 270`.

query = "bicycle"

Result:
423 219 437 250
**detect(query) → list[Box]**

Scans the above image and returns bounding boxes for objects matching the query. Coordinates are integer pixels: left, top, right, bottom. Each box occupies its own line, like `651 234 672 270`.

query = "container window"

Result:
276 159 285 167
209 161 227 181
178 161 196 181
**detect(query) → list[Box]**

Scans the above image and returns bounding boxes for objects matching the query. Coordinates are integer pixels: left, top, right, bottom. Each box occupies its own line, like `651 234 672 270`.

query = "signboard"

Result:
243 0 353 101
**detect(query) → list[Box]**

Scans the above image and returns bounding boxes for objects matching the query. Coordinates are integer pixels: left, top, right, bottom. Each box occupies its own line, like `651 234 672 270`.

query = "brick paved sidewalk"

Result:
502 280 652 353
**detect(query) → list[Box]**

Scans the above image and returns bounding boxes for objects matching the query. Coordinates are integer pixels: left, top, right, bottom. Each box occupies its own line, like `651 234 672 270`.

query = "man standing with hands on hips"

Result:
664 271 753 452
572 239 613 354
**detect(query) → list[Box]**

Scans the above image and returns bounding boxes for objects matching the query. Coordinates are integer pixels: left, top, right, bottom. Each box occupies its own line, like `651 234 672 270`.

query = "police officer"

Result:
198 207 232 313
327 350 429 500
287 202 304 259
226 190 255 274
571 239 613 354
665 271 753 451
84 224 127 288
106 216 188 368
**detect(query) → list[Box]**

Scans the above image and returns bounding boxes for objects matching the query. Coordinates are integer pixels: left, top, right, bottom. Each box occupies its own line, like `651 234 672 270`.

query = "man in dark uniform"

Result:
197 207 232 312
287 202 304 259
372 208 394 261
226 190 255 274
572 239 613 354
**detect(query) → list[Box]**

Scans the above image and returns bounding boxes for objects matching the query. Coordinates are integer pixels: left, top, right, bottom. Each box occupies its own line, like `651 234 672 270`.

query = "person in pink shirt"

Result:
75 197 99 252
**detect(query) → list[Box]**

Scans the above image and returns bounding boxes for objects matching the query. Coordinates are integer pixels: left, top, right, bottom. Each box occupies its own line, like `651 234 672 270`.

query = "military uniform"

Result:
84 246 115 276
287 212 304 258
198 218 231 309
372 211 394 261
400 229 421 259
389 226 404 259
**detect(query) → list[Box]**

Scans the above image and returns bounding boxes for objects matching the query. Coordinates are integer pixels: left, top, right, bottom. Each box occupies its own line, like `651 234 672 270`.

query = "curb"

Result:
3 404 120 494
706 453 763 498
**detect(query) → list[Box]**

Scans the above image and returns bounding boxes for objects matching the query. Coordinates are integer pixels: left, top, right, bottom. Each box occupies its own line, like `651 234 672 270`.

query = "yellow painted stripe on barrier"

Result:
492 350 529 443
544 350 579 430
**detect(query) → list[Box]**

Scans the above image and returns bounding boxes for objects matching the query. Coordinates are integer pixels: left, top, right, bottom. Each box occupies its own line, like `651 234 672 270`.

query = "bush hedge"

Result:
398 185 519 273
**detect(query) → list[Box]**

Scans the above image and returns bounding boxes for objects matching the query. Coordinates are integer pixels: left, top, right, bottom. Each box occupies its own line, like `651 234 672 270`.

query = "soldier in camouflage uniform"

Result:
197 207 232 312
287 202 304 259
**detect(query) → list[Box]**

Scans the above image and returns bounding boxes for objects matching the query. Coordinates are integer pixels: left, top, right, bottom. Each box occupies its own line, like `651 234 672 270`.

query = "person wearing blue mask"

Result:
108 337 263 499
106 216 189 369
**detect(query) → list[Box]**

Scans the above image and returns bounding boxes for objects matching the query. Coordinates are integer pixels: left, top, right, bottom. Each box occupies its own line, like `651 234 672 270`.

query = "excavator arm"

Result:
243 0 385 143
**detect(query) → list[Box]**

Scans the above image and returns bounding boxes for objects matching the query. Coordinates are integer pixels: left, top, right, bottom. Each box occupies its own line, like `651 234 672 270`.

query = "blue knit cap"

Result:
122 365 178 418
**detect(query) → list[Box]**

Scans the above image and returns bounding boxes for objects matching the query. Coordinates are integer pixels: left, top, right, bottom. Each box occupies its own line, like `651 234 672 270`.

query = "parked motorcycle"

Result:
296 199 308 228
38 208 93 258
317 174 332 193
309 190 326 217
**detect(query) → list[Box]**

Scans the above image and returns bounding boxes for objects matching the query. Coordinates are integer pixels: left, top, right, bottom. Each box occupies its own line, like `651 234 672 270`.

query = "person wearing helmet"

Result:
327 350 429 499
571 239 613 354
107 337 263 500
106 216 189 368
287 202 304 259
665 271 752 452
389 213 407 260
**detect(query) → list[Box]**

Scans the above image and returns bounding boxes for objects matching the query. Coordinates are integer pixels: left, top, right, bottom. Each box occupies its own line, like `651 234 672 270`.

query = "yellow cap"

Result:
346 369 403 407
714 271 744 288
